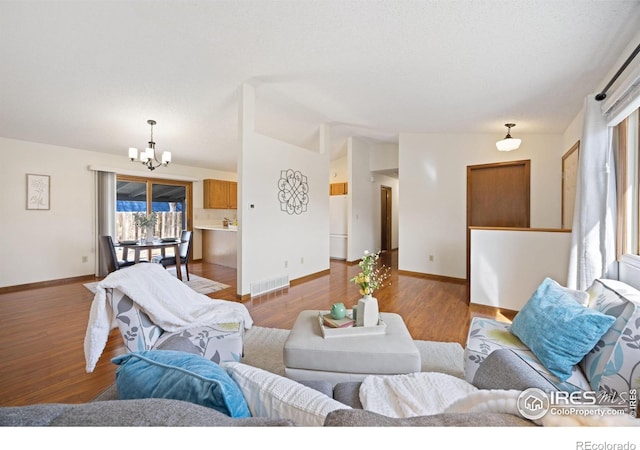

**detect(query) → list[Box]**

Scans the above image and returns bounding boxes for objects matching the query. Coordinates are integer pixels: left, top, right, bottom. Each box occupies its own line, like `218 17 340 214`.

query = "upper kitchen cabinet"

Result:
204 179 237 209
330 182 348 196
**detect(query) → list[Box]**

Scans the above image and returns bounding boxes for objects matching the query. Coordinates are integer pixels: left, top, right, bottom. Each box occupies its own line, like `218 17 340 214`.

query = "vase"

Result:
330 302 346 320
356 294 379 327
144 226 154 244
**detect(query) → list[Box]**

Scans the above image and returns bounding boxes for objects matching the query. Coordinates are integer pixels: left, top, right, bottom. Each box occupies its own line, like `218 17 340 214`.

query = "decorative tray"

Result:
118 240 138 245
317 311 386 338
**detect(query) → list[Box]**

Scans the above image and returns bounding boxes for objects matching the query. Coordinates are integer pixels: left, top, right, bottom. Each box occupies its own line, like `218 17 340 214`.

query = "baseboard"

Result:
470 302 518 321
290 269 330 286
0 274 98 294
397 270 466 285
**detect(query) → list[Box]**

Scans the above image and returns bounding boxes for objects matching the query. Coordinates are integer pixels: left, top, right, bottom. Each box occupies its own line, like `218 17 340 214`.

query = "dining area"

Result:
101 230 193 281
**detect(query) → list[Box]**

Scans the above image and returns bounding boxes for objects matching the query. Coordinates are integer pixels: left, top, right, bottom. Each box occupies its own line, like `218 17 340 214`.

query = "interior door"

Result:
381 186 392 251
466 160 531 297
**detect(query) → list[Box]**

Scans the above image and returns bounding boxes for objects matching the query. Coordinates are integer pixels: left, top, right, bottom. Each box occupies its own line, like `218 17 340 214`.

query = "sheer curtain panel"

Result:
567 95 618 290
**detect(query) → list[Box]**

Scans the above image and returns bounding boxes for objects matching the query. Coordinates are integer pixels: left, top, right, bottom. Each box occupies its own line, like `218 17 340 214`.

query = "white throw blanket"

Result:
360 372 640 426
446 389 640 426
360 372 478 417
84 263 253 373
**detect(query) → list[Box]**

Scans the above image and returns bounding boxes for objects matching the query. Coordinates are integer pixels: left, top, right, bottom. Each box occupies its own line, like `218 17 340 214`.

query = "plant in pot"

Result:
350 250 390 327
133 212 158 244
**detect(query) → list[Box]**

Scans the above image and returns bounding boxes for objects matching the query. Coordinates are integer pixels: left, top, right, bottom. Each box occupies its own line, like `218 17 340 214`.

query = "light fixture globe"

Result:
496 123 521 151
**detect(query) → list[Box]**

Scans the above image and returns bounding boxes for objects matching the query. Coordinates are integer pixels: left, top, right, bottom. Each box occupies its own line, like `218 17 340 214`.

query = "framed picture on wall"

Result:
562 141 579 229
26 174 50 210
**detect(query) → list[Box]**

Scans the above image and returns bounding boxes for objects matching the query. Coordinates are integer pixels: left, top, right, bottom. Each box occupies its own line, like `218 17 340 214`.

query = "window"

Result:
617 107 640 257
116 175 193 258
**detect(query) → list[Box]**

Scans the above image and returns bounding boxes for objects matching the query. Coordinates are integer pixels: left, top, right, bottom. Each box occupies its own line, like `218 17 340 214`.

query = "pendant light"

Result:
496 123 521 152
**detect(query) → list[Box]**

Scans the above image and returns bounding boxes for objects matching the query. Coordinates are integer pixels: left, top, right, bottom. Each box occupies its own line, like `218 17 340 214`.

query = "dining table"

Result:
116 238 184 280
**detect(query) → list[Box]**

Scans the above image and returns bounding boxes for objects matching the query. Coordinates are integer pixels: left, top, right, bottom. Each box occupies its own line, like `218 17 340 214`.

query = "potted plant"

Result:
133 212 158 243
350 250 390 327
350 250 390 297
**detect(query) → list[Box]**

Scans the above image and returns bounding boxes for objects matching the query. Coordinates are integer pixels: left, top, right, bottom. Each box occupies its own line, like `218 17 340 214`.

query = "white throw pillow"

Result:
221 361 350 426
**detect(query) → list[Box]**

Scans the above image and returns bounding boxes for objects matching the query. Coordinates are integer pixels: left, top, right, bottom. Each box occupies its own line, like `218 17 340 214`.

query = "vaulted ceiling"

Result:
1 0 639 172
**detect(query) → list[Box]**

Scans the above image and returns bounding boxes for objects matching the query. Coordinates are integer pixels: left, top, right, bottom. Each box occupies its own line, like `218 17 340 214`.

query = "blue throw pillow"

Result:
112 350 250 418
509 278 615 381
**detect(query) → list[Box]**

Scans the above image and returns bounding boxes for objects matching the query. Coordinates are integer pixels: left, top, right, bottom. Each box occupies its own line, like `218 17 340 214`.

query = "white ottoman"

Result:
284 310 421 384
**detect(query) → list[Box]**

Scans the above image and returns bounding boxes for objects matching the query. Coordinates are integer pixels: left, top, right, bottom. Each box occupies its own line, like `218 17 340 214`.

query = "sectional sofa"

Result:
0 378 533 427
4 276 638 427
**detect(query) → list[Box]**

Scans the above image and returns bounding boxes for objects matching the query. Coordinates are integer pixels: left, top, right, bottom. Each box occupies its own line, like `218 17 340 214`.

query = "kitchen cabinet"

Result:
204 179 237 209
330 182 348 196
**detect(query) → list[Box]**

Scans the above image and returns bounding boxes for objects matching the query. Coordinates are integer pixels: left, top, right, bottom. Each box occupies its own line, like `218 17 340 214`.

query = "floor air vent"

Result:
250 275 290 297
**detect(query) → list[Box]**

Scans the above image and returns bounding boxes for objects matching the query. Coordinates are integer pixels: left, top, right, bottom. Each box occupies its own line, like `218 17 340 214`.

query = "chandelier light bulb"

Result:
127 119 171 171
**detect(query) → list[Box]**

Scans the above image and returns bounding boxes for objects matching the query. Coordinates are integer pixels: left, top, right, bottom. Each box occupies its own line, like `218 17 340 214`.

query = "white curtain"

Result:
567 95 618 290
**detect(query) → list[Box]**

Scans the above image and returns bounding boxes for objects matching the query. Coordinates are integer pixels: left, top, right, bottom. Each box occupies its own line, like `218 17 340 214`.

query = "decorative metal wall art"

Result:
278 169 309 215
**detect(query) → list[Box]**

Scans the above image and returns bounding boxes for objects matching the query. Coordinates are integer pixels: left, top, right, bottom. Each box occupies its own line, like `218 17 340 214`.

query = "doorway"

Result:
466 160 531 296
381 186 392 251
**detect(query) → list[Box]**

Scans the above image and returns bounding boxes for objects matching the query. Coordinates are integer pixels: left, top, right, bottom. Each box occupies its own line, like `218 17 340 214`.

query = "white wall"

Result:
347 137 377 261
331 143 399 259
239 84 330 296
330 156 348 183
563 106 584 154
370 142 399 172
398 132 564 279
470 229 572 310
0 136 234 288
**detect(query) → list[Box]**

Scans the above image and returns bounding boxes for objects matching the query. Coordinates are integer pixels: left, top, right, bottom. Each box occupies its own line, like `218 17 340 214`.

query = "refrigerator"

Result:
330 195 348 259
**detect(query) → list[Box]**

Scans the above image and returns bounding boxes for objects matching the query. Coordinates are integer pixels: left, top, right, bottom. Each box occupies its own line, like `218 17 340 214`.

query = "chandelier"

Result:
128 119 171 171
496 123 521 152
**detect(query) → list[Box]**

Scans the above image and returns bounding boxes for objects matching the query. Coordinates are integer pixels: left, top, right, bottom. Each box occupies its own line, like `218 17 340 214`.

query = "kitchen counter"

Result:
197 226 237 268
195 225 237 232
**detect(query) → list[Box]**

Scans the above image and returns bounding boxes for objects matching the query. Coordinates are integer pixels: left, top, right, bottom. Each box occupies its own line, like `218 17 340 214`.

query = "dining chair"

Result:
159 230 192 280
102 235 136 273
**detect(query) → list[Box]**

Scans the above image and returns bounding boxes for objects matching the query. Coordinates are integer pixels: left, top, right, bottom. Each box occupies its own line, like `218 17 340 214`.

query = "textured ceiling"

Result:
1 0 640 172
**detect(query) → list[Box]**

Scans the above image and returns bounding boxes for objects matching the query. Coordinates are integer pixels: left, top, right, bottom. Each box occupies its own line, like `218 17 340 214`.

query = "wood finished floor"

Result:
0 251 514 407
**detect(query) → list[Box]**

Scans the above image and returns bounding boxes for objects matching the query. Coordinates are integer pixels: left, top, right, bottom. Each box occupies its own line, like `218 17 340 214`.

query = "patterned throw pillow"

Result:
581 279 640 396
